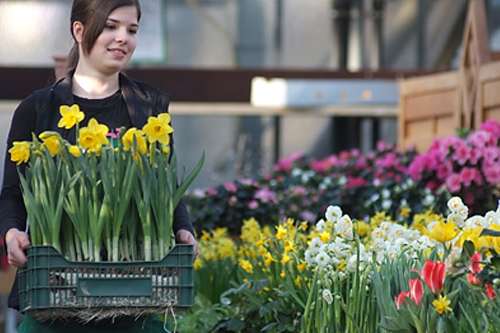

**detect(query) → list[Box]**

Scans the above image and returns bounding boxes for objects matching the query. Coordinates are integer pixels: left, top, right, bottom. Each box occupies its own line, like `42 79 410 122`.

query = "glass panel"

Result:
0 1 73 66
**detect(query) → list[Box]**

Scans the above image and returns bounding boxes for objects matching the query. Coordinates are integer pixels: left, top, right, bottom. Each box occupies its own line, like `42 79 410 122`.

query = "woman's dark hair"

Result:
67 0 141 70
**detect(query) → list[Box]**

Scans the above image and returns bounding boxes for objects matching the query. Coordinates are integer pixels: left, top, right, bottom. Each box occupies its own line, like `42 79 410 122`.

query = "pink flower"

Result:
459 167 476 187
274 152 304 172
409 278 423 306
483 164 500 184
453 144 471 165
394 291 411 309
254 188 277 203
248 200 259 209
344 177 367 189
412 260 446 295
228 195 237 206
224 182 238 193
445 173 461 192
480 119 500 142
468 130 491 148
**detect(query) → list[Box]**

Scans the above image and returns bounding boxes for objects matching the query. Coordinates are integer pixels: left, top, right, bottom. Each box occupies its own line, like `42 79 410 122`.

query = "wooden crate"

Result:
398 71 459 152
478 61 500 127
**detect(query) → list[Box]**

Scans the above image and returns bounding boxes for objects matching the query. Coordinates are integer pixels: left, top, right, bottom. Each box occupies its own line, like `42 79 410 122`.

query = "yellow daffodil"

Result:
400 207 411 218
299 221 309 231
432 295 452 314
263 252 274 266
280 271 286 278
238 259 253 274
122 128 147 154
9 141 30 165
78 118 109 154
297 262 307 272
423 220 460 244
39 131 62 157
295 276 302 287
58 104 84 129
142 113 173 144
68 145 82 157
281 253 291 265
276 225 287 240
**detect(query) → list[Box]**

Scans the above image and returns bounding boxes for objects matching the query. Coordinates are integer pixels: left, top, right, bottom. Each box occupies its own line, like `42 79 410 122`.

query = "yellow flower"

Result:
58 104 84 129
432 295 452 314
9 141 30 165
280 271 286 278
239 259 253 274
276 225 287 240
284 239 296 253
297 262 307 272
299 221 309 231
263 252 274 266
295 276 302 287
142 113 173 145
319 230 330 243
122 128 147 154
68 145 82 157
282 253 291 265
423 220 460 244
78 118 109 154
354 221 370 237
39 131 62 157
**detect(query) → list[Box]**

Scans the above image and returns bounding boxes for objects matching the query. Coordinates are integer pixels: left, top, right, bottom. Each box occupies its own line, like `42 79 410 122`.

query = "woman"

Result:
0 0 198 331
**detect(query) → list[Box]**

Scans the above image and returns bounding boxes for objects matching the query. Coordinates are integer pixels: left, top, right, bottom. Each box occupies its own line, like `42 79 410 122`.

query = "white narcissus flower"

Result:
370 239 387 253
371 227 385 240
484 211 499 226
322 289 334 305
309 237 324 253
447 213 465 229
447 197 465 213
465 215 485 229
316 219 327 232
305 249 316 265
326 205 342 223
315 251 331 267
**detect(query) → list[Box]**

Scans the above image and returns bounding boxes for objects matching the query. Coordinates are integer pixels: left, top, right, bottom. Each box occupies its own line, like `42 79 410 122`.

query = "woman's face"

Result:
84 5 139 75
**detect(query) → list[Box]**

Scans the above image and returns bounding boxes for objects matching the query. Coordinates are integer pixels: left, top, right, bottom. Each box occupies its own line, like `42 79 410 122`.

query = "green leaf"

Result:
226 318 245 331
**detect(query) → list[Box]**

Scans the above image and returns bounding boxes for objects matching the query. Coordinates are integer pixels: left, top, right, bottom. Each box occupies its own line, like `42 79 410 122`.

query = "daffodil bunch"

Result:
10 104 203 262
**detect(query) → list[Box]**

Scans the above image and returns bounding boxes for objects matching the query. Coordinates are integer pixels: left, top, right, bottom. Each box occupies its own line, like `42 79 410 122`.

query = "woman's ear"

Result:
72 21 84 43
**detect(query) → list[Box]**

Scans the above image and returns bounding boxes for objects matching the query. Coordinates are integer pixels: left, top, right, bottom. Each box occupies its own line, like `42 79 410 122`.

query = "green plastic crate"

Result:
19 245 194 318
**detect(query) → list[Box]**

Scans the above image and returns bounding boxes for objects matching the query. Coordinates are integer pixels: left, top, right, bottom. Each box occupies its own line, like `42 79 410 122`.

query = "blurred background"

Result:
3 0 500 190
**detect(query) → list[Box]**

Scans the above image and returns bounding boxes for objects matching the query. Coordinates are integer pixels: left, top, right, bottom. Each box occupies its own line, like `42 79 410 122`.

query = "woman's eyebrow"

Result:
107 18 139 28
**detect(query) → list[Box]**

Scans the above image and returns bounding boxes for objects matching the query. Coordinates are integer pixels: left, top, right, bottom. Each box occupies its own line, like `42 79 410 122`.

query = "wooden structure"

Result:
398 0 500 152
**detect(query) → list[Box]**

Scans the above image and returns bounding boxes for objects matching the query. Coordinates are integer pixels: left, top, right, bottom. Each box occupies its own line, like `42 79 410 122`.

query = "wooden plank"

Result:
399 71 457 96
403 90 456 121
479 60 500 81
482 78 500 108
484 107 500 121
436 116 458 136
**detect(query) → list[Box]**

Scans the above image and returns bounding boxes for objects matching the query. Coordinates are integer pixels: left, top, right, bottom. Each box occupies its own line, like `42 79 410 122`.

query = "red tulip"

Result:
468 252 483 286
394 291 411 309
409 278 423 305
412 260 446 295
486 283 496 299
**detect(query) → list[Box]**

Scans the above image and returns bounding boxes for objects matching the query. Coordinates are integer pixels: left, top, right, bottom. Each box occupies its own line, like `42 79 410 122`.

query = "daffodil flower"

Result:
432 295 452 314
422 220 460 243
142 113 173 145
122 128 147 154
9 141 31 165
78 118 109 154
39 131 62 157
58 104 85 129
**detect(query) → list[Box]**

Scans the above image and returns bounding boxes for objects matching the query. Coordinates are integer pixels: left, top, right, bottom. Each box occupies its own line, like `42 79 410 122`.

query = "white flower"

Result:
305 249 316 265
338 176 348 186
382 199 392 211
447 213 465 229
326 205 342 223
370 239 387 253
322 289 334 304
423 194 435 206
309 237 324 253
447 197 465 213
315 251 331 267
346 255 359 272
386 224 407 242
370 193 380 202
316 219 327 232
484 211 499 226
371 227 385 240
465 215 485 229
382 189 390 199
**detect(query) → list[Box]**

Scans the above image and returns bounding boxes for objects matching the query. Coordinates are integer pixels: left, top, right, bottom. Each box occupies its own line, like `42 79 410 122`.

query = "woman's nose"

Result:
115 27 128 43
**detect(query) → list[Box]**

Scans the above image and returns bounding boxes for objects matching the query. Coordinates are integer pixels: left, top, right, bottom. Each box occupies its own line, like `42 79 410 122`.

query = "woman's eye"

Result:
129 29 138 35
105 24 116 30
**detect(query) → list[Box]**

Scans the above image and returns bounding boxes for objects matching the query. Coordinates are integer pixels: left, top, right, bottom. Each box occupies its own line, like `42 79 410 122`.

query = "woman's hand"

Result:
5 228 31 268
176 230 199 260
